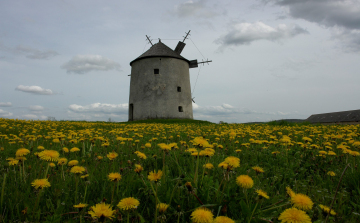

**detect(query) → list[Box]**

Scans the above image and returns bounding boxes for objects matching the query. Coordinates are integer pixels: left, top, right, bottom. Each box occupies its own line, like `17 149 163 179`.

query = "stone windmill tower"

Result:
128 31 211 121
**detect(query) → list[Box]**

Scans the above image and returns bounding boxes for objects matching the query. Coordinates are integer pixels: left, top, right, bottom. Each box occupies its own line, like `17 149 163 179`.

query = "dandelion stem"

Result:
44 163 50 178
155 183 158 223
248 202 258 223
194 154 200 186
111 182 116 204
244 188 249 205
23 161 26 183
83 184 88 203
32 189 42 221
1 173 6 210
261 202 290 212
62 165 65 181
75 176 79 204
325 163 350 223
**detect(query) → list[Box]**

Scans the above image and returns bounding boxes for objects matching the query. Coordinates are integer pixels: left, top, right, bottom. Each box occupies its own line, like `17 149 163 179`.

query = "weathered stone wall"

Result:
129 57 193 121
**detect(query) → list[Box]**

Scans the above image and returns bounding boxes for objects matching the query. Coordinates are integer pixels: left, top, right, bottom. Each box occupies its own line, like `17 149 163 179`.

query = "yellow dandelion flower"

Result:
148 170 163 182
319 204 336 215
235 149 242 153
291 193 313 210
134 164 143 173
80 174 89 179
52 138 60 143
62 147 69 153
37 146 45 150
74 203 88 208
213 216 235 223
348 150 360 156
108 172 122 182
145 143 151 148
117 197 140 210
97 156 103 160
8 159 19 166
16 148 30 157
38 150 60 162
16 156 27 161
49 162 56 167
57 157 68 165
191 207 213 223
224 156 240 168
193 137 211 148
88 203 115 220
252 166 264 173
31 178 51 190
286 187 296 198
218 161 228 170
236 175 254 189
135 151 147 159
107 151 118 160
68 160 79 166
70 166 86 174
278 208 311 223
70 147 80 152
327 171 336 176
157 203 169 214
327 151 336 156
203 163 214 169
256 189 269 199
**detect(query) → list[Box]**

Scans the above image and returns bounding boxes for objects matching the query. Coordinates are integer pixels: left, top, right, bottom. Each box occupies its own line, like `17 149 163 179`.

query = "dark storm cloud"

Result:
272 0 360 29
264 0 360 51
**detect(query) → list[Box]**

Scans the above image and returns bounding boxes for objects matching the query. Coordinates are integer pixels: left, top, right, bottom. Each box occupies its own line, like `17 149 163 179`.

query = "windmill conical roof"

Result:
130 40 189 66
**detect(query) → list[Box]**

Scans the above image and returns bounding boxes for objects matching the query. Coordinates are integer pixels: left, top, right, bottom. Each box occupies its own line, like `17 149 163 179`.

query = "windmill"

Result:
128 30 212 121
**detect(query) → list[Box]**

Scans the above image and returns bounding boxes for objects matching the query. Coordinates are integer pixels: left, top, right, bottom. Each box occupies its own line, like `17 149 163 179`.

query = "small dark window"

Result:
177 86 181 92
178 106 183 112
154 69 159 74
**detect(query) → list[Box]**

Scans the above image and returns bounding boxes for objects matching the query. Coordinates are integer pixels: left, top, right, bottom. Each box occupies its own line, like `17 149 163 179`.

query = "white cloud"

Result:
68 103 128 113
22 114 39 120
0 44 58 59
269 58 318 79
61 55 121 74
0 102 12 107
173 0 220 18
29 105 44 111
15 85 54 95
331 27 360 52
15 45 59 59
216 22 308 48
0 109 13 117
192 102 298 122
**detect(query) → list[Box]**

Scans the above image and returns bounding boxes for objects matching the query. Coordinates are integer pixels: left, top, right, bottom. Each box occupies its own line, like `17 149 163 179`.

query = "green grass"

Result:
0 118 359 222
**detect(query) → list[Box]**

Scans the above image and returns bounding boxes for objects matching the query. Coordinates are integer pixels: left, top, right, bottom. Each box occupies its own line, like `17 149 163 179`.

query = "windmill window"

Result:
154 69 159 74
177 86 181 92
178 106 183 112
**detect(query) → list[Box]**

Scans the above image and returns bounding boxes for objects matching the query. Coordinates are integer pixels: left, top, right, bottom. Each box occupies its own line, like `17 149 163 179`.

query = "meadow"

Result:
0 118 359 223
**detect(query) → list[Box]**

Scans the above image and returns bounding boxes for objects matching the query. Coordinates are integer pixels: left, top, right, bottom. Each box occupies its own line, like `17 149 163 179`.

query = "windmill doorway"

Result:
129 104 134 121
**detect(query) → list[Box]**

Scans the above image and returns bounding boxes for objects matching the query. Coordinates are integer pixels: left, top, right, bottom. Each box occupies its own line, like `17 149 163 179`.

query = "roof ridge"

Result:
130 41 189 65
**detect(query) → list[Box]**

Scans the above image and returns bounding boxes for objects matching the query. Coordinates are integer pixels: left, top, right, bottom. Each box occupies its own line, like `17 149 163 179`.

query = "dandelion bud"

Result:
185 182 193 192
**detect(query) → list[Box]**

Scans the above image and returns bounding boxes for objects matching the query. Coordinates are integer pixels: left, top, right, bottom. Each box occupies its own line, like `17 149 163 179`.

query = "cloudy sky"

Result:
1 0 360 123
